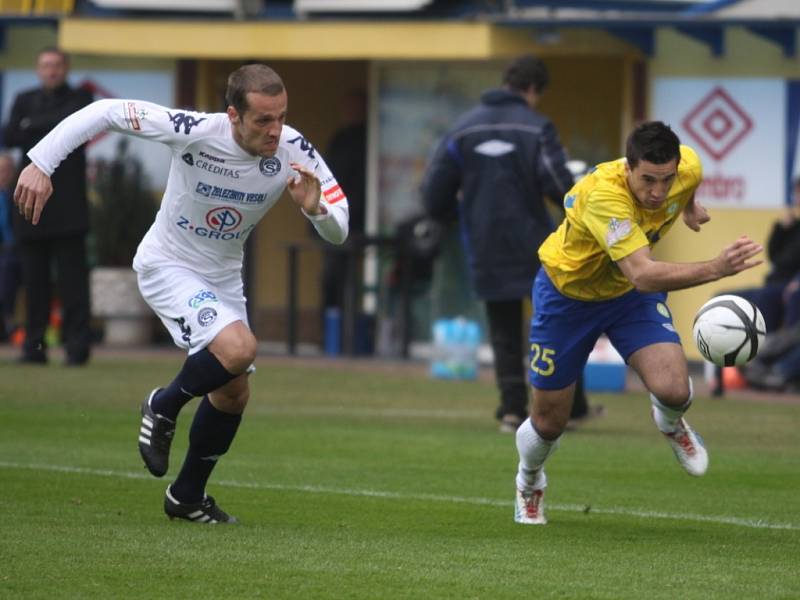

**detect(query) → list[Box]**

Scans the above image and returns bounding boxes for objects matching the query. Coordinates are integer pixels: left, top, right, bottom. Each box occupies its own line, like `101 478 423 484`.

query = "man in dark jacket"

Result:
422 54 597 431
4 47 93 365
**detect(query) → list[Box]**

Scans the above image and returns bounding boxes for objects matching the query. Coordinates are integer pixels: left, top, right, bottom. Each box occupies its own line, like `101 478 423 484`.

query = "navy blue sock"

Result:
150 348 237 421
170 395 242 504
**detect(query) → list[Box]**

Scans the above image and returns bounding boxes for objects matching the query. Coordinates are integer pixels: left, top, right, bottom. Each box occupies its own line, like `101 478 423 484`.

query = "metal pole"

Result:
286 245 299 355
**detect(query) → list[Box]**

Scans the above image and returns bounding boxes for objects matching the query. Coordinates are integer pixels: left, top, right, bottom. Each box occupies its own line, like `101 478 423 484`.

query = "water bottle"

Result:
431 318 453 379
324 307 342 355
459 319 480 380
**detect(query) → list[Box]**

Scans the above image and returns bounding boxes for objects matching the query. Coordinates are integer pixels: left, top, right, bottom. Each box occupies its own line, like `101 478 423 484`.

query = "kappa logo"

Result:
167 111 207 134
259 157 281 176
287 135 316 159
182 153 194 166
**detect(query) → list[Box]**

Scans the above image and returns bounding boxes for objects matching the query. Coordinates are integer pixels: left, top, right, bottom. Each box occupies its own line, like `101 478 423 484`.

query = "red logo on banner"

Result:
681 87 753 161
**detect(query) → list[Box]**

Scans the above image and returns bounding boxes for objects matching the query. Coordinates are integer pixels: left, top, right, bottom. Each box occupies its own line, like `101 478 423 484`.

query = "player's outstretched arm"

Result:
14 163 53 225
617 235 763 293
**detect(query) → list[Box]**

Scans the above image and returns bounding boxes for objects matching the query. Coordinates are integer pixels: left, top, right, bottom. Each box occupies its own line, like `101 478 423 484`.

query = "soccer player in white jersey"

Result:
14 64 349 524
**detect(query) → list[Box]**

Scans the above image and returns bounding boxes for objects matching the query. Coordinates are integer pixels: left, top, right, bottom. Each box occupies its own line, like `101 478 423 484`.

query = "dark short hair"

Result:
225 64 285 116
37 46 68 64
503 54 549 94
625 121 681 168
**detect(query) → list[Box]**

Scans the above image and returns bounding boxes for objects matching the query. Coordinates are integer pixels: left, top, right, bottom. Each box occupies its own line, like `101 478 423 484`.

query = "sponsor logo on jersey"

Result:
197 307 218 327
199 151 225 163
188 289 218 309
194 181 265 204
195 160 240 179
323 184 345 205
124 102 142 131
182 153 194 166
605 217 632 247
176 213 256 241
167 111 207 134
287 135 316 159
259 157 281 176
206 206 243 232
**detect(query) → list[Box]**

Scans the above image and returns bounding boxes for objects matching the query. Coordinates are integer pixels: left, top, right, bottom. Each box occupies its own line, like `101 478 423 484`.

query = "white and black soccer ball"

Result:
693 295 766 367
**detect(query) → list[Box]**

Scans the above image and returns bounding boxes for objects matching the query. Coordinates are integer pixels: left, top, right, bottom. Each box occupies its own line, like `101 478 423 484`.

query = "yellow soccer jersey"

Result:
539 145 703 301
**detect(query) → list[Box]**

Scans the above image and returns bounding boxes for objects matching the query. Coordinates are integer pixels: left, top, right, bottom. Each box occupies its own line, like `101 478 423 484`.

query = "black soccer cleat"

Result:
138 389 176 478
164 486 238 524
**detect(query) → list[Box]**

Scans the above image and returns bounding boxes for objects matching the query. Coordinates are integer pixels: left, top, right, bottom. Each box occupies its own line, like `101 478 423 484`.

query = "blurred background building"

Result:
1 0 799 360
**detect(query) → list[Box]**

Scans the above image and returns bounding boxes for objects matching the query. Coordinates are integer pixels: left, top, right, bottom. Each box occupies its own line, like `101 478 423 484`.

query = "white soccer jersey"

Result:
27 99 349 276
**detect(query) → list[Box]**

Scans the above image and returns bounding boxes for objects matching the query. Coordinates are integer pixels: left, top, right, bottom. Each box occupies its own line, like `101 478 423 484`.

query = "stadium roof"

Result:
70 0 800 21
5 0 797 59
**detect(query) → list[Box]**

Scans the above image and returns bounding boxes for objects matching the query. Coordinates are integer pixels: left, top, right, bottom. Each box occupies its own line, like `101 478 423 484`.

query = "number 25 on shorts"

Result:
530 343 555 376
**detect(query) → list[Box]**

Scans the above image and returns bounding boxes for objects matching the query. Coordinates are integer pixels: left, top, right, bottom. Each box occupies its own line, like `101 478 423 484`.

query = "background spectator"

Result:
421 54 597 432
3 47 93 364
0 153 20 341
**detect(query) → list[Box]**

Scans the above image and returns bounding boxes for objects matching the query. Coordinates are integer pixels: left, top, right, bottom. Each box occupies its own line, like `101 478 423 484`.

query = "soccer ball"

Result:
692 295 766 367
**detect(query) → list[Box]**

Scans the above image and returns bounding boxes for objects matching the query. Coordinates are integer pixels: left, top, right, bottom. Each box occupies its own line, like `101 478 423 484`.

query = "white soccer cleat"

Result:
514 488 547 525
656 413 709 477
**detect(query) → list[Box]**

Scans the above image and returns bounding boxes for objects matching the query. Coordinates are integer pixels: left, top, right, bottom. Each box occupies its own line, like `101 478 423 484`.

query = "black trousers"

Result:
19 234 91 363
485 298 588 421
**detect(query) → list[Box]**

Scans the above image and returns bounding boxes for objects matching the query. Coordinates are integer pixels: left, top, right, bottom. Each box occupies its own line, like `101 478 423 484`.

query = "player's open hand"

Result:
718 235 763 276
14 163 52 225
682 197 710 232
287 162 326 216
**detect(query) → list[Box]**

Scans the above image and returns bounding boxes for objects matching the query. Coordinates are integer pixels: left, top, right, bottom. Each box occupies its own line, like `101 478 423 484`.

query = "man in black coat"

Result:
422 54 598 431
4 47 93 364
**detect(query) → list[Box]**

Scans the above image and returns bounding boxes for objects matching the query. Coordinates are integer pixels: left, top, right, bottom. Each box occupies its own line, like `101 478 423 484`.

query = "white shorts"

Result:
137 265 249 355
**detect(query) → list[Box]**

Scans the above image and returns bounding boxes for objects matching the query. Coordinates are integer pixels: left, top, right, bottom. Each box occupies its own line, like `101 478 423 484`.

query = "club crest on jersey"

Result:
259 157 281 176
197 307 218 327
605 218 632 247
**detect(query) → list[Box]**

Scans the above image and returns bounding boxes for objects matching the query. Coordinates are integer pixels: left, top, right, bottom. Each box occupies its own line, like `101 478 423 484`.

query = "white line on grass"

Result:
2 460 797 532
249 406 486 419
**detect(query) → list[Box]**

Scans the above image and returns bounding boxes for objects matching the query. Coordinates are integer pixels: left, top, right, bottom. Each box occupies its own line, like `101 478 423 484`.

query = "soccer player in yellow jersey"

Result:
514 121 763 525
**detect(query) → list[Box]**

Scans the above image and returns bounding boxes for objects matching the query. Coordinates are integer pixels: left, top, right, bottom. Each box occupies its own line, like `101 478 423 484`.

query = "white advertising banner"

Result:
652 78 785 209
2 70 175 189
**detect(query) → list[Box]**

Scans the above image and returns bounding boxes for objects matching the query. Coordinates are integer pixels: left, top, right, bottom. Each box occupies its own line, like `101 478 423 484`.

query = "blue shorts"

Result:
528 268 682 390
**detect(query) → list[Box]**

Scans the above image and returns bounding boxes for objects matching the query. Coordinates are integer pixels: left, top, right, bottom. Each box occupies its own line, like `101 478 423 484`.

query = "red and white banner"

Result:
653 78 785 209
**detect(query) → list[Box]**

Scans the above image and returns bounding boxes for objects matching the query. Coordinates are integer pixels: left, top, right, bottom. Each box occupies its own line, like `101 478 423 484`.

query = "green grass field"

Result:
1 356 798 599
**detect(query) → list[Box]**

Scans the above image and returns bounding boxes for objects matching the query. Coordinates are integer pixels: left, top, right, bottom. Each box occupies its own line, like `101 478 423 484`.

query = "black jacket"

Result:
4 83 93 240
422 88 573 300
766 218 800 284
